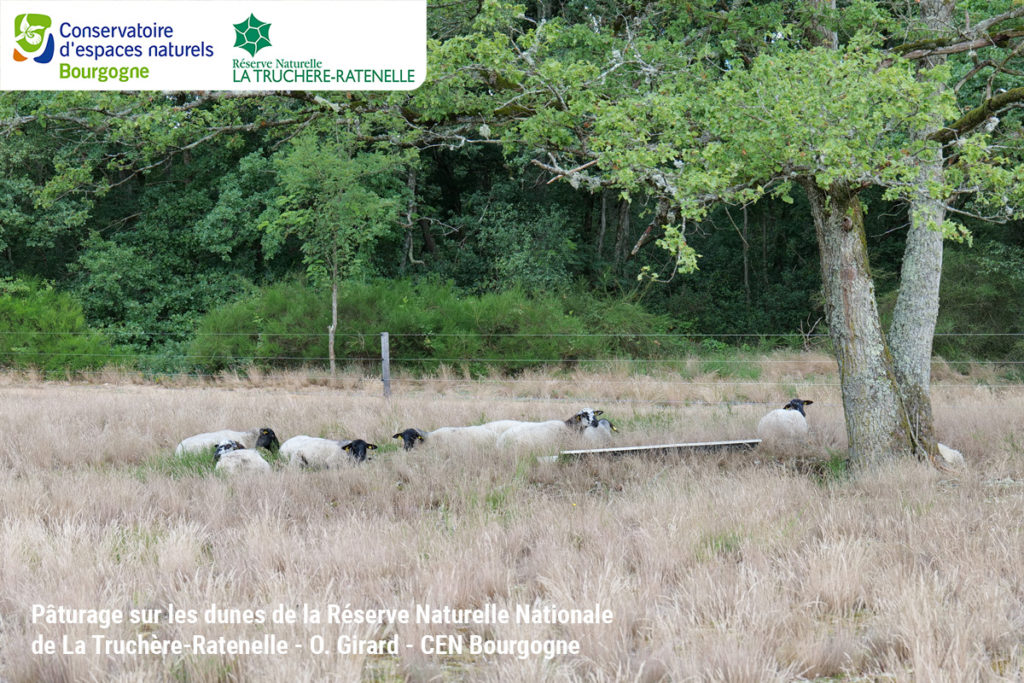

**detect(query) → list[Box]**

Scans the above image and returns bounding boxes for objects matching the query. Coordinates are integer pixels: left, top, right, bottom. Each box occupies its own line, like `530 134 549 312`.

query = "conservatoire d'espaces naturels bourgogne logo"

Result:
232 13 270 57
13 13 55 63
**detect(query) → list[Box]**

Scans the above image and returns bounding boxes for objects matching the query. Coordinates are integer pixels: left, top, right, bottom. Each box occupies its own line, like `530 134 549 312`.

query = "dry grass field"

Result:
2 353 1024 682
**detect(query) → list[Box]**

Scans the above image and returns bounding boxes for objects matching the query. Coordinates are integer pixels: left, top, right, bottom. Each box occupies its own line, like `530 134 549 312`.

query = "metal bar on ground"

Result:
559 439 761 457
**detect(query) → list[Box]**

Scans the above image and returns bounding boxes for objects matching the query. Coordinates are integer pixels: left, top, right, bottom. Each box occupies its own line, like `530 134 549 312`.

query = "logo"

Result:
13 13 55 63
233 13 271 56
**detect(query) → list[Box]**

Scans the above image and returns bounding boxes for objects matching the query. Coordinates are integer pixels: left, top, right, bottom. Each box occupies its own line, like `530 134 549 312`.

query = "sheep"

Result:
213 440 271 474
176 427 279 455
389 411 598 454
281 435 378 469
478 420 525 435
583 417 618 445
757 399 813 445
496 409 603 450
391 425 499 450
937 443 965 468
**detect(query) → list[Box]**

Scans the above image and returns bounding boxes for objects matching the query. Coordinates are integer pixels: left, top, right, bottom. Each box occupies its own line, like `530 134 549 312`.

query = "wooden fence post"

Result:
381 332 391 398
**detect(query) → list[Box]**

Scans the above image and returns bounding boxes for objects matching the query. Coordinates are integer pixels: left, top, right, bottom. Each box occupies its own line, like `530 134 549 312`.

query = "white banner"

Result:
1 0 426 90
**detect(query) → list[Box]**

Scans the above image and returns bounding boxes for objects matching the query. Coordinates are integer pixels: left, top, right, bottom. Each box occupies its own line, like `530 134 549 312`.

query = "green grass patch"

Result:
135 448 216 480
696 530 744 561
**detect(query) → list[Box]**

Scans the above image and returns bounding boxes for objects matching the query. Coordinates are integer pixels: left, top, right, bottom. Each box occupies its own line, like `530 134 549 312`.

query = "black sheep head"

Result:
255 428 280 451
392 428 426 450
343 439 378 462
783 399 814 417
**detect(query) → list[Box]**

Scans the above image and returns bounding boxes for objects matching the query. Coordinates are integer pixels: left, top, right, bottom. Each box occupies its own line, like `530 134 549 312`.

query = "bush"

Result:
0 278 122 373
189 278 697 375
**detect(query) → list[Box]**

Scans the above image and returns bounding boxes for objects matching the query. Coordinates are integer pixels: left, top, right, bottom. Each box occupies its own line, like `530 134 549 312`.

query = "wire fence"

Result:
2 331 1023 399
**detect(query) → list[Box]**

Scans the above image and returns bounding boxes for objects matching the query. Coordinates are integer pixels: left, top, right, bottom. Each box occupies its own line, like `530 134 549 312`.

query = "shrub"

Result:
0 278 121 373
189 278 697 375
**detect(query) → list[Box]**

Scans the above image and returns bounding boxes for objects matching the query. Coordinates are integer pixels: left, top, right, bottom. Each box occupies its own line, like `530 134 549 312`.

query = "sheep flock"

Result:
174 398 966 475
174 408 617 475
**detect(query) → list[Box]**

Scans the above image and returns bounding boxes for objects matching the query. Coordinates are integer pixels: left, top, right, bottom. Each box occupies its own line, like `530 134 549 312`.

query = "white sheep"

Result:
213 441 271 474
937 443 965 468
281 436 377 469
391 425 499 450
176 428 279 455
496 409 602 450
478 420 524 435
757 399 813 445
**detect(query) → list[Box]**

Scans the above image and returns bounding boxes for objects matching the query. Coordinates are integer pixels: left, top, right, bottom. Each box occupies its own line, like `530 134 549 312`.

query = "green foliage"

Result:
1 0 1022 374
0 277 120 373
261 130 408 285
189 277 692 375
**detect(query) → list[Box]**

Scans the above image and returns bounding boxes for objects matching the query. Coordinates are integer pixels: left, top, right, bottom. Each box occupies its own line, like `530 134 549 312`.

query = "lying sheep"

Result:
281 435 378 468
394 412 602 451
392 425 499 450
176 427 279 455
213 440 271 474
496 409 602 450
937 443 965 468
757 399 813 445
478 420 524 435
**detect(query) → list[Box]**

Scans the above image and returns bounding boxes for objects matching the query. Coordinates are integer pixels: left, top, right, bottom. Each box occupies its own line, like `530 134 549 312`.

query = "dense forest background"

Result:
1 0 1021 376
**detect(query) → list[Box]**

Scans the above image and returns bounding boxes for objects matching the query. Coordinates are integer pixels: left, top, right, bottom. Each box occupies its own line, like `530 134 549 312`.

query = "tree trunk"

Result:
802 178 914 465
597 190 608 256
889 154 945 461
888 0 953 463
613 198 630 264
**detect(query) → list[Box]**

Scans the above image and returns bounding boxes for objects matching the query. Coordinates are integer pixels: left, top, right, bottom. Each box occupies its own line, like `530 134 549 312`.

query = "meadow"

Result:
1 353 1023 682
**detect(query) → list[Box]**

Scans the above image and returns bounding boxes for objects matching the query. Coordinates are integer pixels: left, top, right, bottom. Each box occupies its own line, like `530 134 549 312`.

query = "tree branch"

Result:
930 86 1024 144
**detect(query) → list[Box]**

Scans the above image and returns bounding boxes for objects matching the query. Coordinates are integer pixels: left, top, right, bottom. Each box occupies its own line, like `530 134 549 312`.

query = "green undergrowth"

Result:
134 447 286 480
189 278 693 376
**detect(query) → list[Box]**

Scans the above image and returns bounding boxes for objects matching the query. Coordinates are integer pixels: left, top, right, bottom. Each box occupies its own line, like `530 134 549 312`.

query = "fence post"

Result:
381 331 391 398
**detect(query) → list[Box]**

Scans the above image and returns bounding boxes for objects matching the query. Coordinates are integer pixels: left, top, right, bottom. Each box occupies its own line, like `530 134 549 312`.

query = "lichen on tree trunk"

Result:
802 179 914 465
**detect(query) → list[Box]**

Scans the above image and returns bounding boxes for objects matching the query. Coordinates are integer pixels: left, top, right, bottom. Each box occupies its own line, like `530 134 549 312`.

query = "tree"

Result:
410 0 1024 465
889 0 1024 464
261 130 406 374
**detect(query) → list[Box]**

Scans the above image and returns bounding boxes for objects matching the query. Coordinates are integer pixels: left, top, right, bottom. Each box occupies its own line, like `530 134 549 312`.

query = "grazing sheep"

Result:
583 418 618 445
496 409 603 450
757 399 813 445
176 427 279 455
213 440 271 474
281 436 378 468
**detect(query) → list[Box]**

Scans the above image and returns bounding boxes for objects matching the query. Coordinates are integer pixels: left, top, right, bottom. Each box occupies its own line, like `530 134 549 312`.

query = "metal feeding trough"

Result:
538 439 762 463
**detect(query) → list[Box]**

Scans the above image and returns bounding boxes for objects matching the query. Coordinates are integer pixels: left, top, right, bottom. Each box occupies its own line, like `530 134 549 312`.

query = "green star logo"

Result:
233 13 271 56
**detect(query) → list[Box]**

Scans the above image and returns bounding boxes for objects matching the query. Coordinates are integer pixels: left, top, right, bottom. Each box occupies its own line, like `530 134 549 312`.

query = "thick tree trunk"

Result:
802 179 914 465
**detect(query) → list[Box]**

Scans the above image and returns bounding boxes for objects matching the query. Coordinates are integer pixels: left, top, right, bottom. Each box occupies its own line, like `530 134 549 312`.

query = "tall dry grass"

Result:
1 357 1023 681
